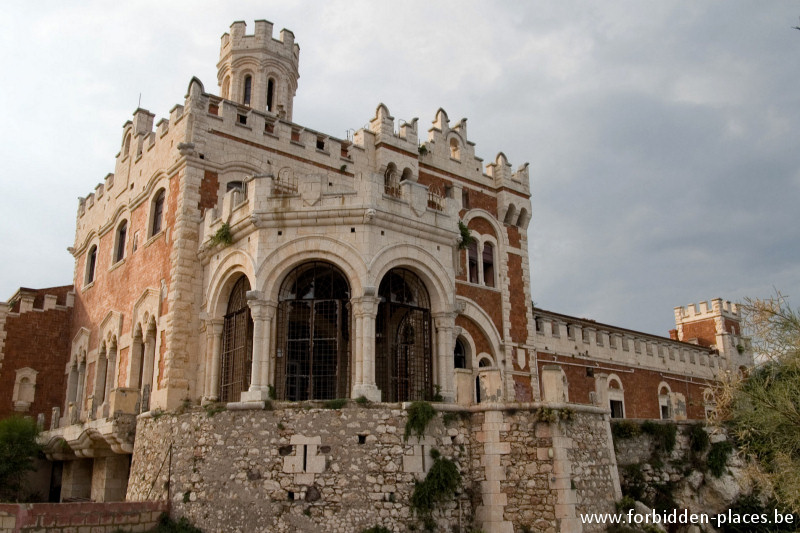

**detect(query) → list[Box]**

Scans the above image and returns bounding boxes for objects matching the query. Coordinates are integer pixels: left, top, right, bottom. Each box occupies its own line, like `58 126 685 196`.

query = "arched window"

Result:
267 78 275 111
449 138 460 160
219 276 253 402
658 383 672 420
276 262 351 401
123 134 131 158
608 375 625 419
384 163 400 197
114 221 127 263
482 242 495 287
243 75 252 106
454 338 467 369
13 368 37 412
85 245 97 285
467 241 479 284
150 189 165 237
376 269 432 402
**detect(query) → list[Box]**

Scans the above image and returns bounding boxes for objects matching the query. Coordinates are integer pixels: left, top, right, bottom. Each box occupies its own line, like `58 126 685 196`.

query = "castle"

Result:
0 20 752 532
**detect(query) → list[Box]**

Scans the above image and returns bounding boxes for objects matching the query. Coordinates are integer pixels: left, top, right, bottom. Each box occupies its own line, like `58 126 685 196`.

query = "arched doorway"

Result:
275 262 351 401
219 276 253 402
376 268 432 402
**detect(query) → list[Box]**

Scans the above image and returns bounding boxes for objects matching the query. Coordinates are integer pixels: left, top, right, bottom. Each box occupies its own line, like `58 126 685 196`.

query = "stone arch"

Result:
607 373 625 418
206 250 257 319
455 298 503 361
368 244 453 315
256 236 366 302
463 210 507 246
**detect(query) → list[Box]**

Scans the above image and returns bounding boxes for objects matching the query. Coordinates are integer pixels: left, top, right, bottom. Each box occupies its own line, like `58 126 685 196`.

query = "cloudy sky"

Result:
1 1 798 336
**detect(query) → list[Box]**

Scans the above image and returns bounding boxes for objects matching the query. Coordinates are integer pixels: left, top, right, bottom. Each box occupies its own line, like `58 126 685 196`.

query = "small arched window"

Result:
243 75 252 106
123 134 131 158
449 138 460 160
467 241 479 284
454 338 467 369
86 245 97 284
482 242 495 287
115 221 127 263
151 189 165 237
267 78 275 111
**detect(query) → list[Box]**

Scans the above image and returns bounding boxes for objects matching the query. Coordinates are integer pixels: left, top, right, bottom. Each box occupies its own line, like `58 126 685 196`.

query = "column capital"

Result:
247 298 277 320
352 295 379 317
207 318 224 335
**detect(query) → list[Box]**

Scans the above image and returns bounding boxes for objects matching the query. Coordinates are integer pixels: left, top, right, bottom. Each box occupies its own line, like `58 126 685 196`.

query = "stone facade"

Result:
125 402 618 533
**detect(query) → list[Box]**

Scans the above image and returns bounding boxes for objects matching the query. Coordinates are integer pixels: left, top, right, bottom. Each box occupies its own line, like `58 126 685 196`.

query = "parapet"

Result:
674 298 740 323
220 20 299 61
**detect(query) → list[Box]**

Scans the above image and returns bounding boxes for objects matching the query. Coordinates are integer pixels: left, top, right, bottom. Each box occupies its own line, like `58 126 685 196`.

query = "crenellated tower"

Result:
217 20 300 120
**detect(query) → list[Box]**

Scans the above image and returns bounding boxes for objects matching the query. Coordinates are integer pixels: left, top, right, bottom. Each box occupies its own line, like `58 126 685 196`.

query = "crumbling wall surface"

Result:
127 404 475 533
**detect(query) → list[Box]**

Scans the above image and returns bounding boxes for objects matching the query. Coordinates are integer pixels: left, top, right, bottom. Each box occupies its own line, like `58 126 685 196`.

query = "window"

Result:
123 133 131 158
608 376 625 418
449 138 460 160
221 76 230 99
610 400 624 418
267 78 275 111
462 189 470 209
243 75 252 106
86 245 97 284
467 241 479 284
275 262 351 401
13 368 37 412
151 189 165 237
114 221 127 263
454 338 467 369
376 268 432 402
384 163 400 197
482 242 495 287
219 276 254 402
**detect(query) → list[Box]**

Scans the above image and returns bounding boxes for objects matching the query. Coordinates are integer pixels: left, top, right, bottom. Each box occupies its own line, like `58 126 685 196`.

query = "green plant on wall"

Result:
457 220 475 250
210 222 233 246
405 401 437 441
410 449 461 527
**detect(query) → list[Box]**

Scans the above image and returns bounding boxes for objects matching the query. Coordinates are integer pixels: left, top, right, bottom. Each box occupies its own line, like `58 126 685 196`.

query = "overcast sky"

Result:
1 1 798 336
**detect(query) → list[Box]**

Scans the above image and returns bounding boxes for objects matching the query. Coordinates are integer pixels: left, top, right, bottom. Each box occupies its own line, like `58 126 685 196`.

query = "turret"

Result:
217 20 300 120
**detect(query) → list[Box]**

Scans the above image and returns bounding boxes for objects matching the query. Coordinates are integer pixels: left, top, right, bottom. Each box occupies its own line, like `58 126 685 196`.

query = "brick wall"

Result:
0 287 72 424
507 254 528 343
0 501 166 533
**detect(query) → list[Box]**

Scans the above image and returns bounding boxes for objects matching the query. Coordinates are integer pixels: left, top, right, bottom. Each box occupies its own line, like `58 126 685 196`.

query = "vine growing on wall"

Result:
410 449 461 529
405 401 436 441
457 220 475 250
210 222 233 246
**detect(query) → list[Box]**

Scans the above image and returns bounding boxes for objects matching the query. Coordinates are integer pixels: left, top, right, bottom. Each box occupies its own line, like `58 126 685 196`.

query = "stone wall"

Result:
0 501 166 533
126 402 619 533
613 420 749 518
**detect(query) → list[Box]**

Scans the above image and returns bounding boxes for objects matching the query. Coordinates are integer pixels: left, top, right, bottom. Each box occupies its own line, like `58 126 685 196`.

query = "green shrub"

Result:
323 398 347 409
612 420 641 440
0 415 43 502
151 513 203 533
707 440 733 477
405 401 436 441
686 423 710 453
641 421 677 454
410 449 461 517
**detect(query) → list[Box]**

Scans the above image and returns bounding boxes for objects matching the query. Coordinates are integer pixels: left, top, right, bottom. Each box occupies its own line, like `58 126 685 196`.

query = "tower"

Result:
217 20 300 120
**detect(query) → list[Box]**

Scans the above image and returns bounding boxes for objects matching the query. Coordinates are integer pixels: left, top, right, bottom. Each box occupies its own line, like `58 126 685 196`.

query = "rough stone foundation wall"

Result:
0 501 166 533
127 403 475 533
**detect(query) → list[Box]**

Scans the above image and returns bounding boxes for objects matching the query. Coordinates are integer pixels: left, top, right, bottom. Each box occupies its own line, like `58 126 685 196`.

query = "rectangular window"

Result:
468 242 479 284
462 189 470 209
482 243 494 287
610 400 624 419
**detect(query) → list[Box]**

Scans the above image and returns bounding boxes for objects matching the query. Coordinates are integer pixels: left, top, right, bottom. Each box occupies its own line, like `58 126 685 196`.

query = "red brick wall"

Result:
507 254 528 344
0 289 72 424
536 353 711 420
456 315 493 363
507 225 520 248
72 176 178 355
513 374 533 402
0 501 167 532
199 170 219 214
463 188 497 216
417 171 452 196
467 217 497 239
456 283 502 337
680 319 716 348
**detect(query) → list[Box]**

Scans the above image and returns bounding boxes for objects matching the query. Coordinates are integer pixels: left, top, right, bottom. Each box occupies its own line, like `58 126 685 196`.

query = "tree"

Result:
0 415 42 502
717 293 800 513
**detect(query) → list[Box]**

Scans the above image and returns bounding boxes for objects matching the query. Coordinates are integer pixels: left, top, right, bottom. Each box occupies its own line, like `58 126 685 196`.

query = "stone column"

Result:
352 289 381 401
433 311 456 402
207 319 224 402
241 294 277 403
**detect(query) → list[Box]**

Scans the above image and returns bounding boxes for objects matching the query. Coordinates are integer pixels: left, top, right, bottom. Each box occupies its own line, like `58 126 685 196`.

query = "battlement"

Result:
4 286 74 315
674 298 740 322
220 20 299 61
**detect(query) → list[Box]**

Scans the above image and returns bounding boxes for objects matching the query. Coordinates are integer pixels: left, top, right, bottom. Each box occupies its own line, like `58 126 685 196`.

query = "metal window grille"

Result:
376 269 432 402
219 277 253 403
275 262 351 401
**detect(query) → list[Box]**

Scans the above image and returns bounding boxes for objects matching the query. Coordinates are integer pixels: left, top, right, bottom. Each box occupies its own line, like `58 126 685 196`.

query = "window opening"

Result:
267 78 275 111
375 268 432 402
610 400 624 418
467 241 479 284
86 246 97 284
219 276 253 402
243 75 252 106
115 221 127 263
151 190 165 236
454 338 467 369
482 242 494 287
275 262 351 401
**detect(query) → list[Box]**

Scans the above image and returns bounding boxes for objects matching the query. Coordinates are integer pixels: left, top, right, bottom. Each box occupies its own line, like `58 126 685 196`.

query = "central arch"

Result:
376 268 433 402
219 276 253 402
275 261 351 401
